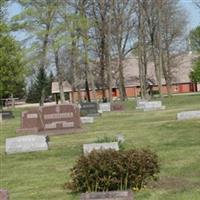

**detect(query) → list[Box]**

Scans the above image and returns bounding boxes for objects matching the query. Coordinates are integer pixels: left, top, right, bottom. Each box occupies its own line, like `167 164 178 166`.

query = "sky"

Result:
7 0 200 42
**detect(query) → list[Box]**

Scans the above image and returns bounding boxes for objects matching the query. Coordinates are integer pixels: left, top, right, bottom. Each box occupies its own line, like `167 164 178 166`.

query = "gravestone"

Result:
83 142 119 155
99 103 111 112
40 104 81 131
0 111 14 119
80 102 99 116
177 111 200 120
17 104 82 134
81 117 94 124
143 101 165 111
116 134 125 143
5 135 48 154
80 191 134 200
136 99 148 109
0 189 9 200
111 102 124 111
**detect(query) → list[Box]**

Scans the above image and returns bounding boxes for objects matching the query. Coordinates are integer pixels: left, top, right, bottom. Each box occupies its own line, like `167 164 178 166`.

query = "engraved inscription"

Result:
27 113 38 119
44 112 74 120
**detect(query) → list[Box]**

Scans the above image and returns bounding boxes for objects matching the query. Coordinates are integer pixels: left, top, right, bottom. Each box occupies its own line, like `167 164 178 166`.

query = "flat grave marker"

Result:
5 135 48 154
177 110 200 120
81 116 94 124
83 142 119 155
80 191 134 200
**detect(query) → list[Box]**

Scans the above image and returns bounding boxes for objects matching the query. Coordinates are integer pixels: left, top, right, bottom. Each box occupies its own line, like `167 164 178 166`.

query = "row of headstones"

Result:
136 99 200 120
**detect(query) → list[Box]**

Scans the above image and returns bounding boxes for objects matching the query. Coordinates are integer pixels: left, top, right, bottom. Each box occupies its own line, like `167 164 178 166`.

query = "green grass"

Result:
1 94 200 199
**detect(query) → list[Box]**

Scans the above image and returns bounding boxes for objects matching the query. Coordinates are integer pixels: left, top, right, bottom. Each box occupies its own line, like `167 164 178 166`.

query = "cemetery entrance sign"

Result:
17 104 81 134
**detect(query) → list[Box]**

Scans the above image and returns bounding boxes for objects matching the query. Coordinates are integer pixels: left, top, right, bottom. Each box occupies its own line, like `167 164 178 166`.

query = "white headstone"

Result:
99 103 111 112
177 111 200 120
81 116 94 124
143 101 165 111
136 99 148 109
6 135 48 154
83 142 119 155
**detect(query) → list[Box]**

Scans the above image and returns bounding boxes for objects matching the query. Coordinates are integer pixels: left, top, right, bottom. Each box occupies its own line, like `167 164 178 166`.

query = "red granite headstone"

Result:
111 102 124 111
17 104 82 135
0 189 9 200
40 104 81 130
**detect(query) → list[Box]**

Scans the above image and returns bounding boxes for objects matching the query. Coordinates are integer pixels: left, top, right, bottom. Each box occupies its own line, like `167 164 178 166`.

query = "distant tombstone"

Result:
143 101 165 111
83 142 119 155
177 111 200 120
116 134 125 143
136 99 148 109
0 111 14 119
111 102 124 111
41 104 81 130
17 104 82 134
0 189 9 200
99 103 111 112
81 117 94 124
5 135 48 154
80 102 98 116
80 191 134 200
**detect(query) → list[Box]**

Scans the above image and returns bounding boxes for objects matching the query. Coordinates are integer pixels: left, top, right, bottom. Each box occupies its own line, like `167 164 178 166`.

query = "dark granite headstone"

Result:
111 103 124 111
0 189 9 200
80 191 134 200
0 111 14 119
17 104 82 134
80 102 98 116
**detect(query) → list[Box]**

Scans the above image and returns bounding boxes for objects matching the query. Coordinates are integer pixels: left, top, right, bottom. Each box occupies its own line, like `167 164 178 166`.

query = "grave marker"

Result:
0 111 14 119
111 102 124 111
17 104 82 134
83 142 119 155
177 111 200 120
80 102 99 116
81 117 94 124
6 135 48 154
80 191 134 200
143 101 165 111
99 103 111 112
0 189 9 200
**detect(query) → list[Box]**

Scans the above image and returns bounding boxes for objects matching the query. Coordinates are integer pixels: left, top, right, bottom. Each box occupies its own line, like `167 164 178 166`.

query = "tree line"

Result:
1 0 200 105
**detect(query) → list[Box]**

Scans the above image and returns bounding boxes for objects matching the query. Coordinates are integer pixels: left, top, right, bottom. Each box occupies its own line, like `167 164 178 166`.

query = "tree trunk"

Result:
55 50 65 104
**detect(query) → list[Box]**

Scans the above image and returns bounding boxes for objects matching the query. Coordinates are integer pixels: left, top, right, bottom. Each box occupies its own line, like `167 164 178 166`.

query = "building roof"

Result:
122 53 198 86
51 81 72 94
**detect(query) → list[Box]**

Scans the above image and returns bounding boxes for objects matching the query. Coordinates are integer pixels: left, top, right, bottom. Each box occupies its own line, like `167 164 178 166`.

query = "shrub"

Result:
66 149 159 192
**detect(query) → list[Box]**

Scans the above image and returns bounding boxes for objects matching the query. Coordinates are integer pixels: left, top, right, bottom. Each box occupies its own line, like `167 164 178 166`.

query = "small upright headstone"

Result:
0 189 9 200
177 111 200 120
83 142 119 155
143 101 165 111
99 103 111 112
80 191 134 200
6 135 48 154
81 116 94 124
80 102 99 116
116 134 125 143
0 111 14 119
111 102 124 111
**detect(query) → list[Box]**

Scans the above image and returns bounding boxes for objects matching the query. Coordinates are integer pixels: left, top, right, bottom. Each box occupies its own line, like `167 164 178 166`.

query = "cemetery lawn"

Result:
1 94 200 200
